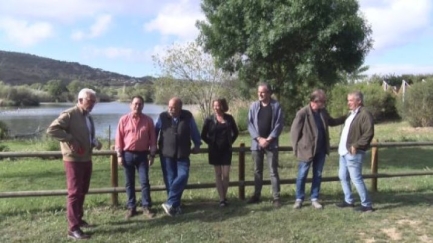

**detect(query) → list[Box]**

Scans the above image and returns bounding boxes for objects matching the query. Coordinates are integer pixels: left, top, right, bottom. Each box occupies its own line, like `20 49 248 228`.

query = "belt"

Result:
124 150 149 153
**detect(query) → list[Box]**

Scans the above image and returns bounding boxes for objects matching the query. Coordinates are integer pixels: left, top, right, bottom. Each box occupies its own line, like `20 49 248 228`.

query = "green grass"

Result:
1 121 433 242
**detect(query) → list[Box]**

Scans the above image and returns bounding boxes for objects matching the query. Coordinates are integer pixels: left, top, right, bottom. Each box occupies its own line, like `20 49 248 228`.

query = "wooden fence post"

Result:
238 143 246 200
110 146 119 206
370 139 379 192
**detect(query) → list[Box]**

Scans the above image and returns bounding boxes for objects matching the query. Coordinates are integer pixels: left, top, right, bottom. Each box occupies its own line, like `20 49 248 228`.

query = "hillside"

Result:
0 50 153 86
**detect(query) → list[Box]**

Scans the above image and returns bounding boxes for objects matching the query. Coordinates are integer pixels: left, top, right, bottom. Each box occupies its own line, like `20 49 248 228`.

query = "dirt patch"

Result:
359 232 376 243
381 228 401 241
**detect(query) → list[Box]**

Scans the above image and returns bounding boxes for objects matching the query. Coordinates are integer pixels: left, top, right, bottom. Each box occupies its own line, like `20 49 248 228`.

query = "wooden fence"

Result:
1 140 433 206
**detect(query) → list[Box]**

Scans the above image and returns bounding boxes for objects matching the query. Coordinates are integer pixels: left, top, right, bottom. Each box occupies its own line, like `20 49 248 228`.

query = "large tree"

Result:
197 0 373 119
153 41 235 121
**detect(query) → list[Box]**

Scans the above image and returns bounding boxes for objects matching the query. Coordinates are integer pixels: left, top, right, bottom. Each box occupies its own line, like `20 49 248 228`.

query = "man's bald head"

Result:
168 97 182 118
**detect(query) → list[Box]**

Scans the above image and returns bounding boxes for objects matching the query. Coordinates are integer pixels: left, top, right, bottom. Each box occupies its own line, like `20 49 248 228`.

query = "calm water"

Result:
0 102 166 139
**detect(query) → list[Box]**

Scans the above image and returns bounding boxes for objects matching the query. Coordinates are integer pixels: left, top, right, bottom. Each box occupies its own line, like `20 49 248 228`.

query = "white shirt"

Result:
338 108 360 155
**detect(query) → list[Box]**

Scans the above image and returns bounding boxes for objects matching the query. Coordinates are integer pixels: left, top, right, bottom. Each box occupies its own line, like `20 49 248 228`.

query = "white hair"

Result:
77 88 96 100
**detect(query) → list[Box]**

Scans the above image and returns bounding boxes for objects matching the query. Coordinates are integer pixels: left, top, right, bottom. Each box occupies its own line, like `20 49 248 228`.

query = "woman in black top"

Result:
201 98 239 207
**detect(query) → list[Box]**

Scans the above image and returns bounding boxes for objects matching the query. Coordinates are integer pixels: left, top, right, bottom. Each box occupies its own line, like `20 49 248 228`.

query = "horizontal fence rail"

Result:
1 141 433 204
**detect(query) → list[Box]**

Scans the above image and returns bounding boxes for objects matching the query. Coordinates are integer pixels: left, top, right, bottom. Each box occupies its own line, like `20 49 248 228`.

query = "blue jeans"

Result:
251 149 280 200
163 157 190 208
295 151 326 201
122 151 151 209
338 151 372 207
159 155 169 195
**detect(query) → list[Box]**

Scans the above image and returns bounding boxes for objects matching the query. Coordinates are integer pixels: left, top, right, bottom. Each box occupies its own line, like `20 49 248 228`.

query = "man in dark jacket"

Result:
336 91 375 212
290 89 346 209
155 97 201 216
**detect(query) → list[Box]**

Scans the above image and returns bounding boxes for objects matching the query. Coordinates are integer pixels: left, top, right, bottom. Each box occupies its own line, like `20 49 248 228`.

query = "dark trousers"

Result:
122 151 151 209
64 161 92 231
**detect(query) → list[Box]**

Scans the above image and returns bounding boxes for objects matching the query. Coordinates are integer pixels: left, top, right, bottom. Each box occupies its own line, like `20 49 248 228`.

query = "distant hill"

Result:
0 50 153 86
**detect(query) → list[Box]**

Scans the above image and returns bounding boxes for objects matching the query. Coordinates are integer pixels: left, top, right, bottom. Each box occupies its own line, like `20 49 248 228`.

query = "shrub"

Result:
0 120 9 139
400 80 433 127
327 83 399 122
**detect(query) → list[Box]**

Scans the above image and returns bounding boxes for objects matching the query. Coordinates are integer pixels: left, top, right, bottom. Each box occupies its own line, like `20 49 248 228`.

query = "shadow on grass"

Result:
317 186 433 211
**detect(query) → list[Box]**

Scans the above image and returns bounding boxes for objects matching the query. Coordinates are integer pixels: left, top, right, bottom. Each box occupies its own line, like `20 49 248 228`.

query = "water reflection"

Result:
0 102 165 139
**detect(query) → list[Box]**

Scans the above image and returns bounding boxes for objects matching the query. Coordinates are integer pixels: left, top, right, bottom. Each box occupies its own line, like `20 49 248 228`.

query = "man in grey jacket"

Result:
247 83 284 207
290 89 346 209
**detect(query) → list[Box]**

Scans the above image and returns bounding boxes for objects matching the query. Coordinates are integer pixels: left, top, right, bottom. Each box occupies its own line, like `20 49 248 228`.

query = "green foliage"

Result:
327 83 399 122
117 83 154 103
40 137 61 151
0 144 9 152
44 80 68 101
0 120 9 139
67 80 86 95
0 83 41 106
197 0 373 117
401 81 433 127
228 99 250 132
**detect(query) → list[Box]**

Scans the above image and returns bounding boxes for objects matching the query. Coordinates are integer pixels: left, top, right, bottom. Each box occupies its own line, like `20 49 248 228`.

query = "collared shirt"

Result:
338 107 360 155
115 113 157 153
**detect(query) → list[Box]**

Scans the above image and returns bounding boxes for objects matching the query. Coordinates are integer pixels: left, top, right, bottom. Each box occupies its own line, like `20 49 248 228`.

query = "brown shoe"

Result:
68 228 90 240
273 199 281 208
143 207 156 219
125 208 137 219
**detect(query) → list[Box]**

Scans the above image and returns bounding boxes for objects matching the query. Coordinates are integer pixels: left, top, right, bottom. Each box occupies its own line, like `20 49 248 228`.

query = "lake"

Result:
0 102 167 139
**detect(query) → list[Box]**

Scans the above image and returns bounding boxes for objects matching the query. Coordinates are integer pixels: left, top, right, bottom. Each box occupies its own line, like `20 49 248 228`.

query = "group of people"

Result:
46 84 374 240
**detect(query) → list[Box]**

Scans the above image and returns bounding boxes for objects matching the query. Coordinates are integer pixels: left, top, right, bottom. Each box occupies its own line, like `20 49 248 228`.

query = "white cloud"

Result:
0 0 170 22
89 14 112 38
71 14 112 40
360 0 433 51
366 64 433 75
0 17 53 46
144 0 204 40
71 31 85 41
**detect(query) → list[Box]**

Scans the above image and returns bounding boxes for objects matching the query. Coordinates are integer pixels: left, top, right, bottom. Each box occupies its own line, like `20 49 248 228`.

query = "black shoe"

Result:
247 196 260 204
354 206 374 213
273 199 281 208
219 200 228 207
335 201 355 208
68 228 90 240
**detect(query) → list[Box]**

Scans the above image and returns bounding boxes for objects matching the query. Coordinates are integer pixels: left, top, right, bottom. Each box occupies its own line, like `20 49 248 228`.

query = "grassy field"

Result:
0 121 433 242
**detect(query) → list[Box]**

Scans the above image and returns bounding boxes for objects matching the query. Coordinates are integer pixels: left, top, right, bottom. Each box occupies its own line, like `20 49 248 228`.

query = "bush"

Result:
0 120 9 139
229 99 250 132
327 83 399 122
400 80 433 127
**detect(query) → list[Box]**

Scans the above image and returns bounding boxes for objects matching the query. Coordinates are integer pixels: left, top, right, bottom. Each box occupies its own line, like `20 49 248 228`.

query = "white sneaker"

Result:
311 201 323 209
293 200 303 209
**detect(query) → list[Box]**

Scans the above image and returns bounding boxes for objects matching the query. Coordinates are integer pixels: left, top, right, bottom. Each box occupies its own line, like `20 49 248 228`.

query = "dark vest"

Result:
158 110 193 159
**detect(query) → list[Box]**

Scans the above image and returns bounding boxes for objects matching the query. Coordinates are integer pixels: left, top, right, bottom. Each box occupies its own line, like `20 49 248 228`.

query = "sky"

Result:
0 0 432 78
